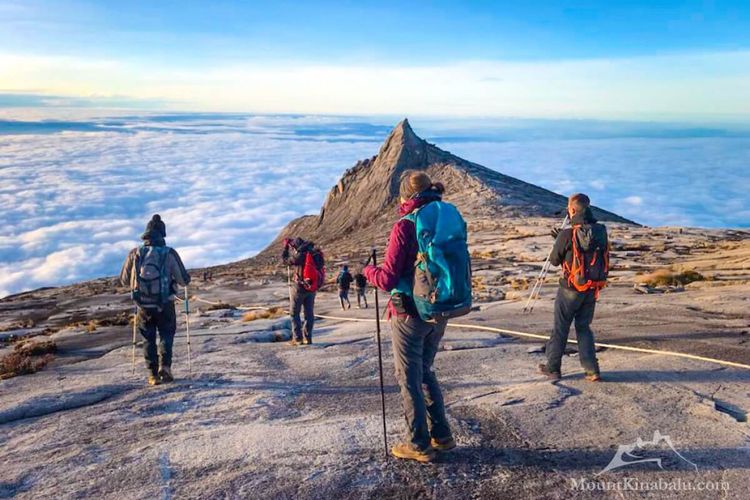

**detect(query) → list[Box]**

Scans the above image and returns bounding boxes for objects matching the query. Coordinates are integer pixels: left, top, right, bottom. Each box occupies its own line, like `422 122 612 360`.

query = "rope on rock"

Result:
315 314 750 371
181 295 750 371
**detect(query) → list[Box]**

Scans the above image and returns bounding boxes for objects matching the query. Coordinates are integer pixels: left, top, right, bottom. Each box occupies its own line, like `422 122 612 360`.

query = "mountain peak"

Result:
255 120 634 261
391 117 417 141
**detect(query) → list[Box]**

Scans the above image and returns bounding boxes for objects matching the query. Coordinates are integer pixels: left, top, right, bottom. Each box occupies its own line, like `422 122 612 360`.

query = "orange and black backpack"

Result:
563 223 609 298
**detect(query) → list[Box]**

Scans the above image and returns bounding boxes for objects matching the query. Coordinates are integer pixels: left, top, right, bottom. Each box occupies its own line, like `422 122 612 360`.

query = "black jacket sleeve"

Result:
550 228 571 267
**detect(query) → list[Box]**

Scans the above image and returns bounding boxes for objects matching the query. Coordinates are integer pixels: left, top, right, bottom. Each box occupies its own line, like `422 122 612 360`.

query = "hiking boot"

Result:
288 339 301 347
430 436 457 452
159 366 174 383
538 363 561 381
302 338 312 345
391 443 436 463
585 372 602 382
147 374 161 386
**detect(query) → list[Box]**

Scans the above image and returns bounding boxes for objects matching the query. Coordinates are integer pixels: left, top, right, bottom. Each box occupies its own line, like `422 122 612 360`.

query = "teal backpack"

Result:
399 201 472 322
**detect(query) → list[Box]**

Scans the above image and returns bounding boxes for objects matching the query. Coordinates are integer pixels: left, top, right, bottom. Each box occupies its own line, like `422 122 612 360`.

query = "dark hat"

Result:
141 214 166 240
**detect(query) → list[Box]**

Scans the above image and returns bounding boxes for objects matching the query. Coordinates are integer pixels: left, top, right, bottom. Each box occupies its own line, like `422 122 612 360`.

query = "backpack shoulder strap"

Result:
157 246 170 270
135 246 147 273
400 206 423 224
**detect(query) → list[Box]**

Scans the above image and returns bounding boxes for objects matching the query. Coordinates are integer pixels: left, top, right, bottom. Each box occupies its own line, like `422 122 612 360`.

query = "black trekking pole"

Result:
371 248 389 460
131 305 138 375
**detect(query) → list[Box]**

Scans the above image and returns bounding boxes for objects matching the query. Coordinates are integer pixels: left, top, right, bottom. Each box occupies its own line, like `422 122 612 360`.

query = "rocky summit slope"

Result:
249 119 633 267
1 120 749 499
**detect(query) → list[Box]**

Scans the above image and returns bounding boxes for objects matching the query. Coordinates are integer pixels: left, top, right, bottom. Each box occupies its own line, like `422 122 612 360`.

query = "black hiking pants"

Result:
138 303 177 375
355 287 368 308
339 287 351 309
290 287 315 342
545 287 600 374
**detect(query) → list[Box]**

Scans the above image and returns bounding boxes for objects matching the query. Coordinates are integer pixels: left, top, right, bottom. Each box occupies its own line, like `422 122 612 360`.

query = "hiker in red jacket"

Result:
282 237 324 346
364 170 455 463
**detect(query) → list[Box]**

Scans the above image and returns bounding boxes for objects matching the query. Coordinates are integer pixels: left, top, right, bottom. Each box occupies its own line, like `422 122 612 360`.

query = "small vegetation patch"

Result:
508 277 530 291
14 340 57 357
242 307 286 322
0 318 37 332
0 340 57 379
65 311 133 333
636 268 705 287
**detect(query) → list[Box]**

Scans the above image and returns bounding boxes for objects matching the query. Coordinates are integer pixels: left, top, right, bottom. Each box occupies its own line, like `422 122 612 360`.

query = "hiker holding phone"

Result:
282 237 325 346
539 193 609 382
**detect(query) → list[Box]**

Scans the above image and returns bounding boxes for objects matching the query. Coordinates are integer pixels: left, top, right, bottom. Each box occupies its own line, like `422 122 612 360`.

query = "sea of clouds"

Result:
0 113 748 297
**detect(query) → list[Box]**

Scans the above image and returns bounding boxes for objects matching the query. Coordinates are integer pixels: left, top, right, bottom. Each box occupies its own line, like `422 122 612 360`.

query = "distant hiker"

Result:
202 271 208 282
365 170 472 463
354 270 368 309
539 193 609 382
120 214 190 386
282 237 325 345
336 265 353 310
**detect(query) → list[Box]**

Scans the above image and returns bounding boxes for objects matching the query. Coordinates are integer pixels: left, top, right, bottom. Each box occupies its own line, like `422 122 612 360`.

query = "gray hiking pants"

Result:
290 287 315 342
546 287 600 374
137 303 177 375
390 315 452 450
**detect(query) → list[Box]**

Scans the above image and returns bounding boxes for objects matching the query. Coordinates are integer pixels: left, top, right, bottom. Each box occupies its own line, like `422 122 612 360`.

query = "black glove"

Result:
281 248 290 261
550 227 561 239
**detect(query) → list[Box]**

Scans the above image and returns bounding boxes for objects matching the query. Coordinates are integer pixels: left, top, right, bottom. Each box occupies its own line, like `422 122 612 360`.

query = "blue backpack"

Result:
400 201 472 322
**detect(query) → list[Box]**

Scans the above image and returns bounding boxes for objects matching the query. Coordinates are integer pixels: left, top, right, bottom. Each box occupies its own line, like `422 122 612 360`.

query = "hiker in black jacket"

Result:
539 193 608 382
353 271 368 309
336 265 353 310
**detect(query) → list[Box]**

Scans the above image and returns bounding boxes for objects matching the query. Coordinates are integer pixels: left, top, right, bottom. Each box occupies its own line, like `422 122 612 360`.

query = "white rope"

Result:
184 294 750 371
314 314 750 371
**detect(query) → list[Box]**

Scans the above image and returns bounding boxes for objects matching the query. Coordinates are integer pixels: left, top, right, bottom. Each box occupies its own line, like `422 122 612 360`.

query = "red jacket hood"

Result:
398 195 439 217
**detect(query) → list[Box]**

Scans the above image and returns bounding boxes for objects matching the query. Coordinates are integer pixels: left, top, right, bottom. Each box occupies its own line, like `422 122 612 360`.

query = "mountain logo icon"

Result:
597 431 698 475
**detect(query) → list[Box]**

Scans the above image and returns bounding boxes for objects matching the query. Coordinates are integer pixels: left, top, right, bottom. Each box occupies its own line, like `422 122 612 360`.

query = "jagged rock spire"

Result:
257 119 633 261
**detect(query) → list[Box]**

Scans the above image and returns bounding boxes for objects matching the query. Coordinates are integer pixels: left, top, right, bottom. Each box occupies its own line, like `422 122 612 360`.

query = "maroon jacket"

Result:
363 196 436 317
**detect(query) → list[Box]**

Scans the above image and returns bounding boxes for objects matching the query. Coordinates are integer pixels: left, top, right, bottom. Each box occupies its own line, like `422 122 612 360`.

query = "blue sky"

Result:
1 0 750 119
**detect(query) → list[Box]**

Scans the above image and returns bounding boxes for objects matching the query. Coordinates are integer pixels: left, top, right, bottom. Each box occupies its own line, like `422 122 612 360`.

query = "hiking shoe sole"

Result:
585 373 602 382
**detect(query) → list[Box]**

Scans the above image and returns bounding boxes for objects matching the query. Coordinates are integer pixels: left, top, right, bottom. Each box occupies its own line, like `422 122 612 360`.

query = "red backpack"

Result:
301 248 326 292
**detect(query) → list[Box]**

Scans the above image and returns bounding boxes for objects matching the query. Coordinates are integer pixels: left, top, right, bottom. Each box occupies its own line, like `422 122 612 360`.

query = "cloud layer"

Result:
0 114 747 297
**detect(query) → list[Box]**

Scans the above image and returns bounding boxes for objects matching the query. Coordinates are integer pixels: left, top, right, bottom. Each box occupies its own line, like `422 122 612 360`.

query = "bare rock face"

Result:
252 119 633 264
